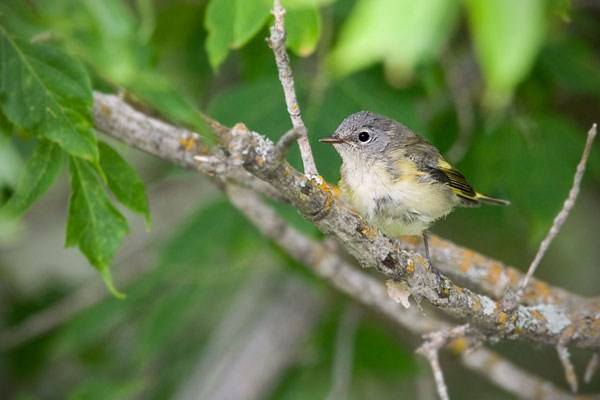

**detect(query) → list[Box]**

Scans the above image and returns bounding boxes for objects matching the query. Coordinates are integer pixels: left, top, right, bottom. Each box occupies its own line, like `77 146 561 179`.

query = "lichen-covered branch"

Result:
223 120 600 348
91 92 600 349
266 0 318 177
91 92 590 398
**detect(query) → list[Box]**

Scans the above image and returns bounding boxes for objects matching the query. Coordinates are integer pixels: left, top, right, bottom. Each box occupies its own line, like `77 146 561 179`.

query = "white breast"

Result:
340 160 455 236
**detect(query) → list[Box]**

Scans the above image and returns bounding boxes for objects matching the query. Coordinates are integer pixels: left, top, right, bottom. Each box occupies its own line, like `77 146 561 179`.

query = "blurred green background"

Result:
1 0 600 398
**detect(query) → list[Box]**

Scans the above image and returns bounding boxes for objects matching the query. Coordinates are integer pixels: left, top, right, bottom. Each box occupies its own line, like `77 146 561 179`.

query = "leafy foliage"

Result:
327 0 460 83
2 139 62 216
66 156 130 296
0 26 98 161
465 0 546 107
98 141 151 226
205 0 327 69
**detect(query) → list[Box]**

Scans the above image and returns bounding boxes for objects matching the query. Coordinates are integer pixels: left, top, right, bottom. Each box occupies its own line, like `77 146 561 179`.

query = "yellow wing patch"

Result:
436 160 477 200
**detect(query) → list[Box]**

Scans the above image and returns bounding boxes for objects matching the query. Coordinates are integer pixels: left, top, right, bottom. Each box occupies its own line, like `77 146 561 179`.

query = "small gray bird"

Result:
320 111 509 270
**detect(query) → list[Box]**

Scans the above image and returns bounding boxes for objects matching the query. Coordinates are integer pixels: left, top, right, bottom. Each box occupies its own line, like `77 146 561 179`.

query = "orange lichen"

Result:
459 250 475 273
406 263 415 274
359 223 379 240
530 309 546 322
233 123 248 131
483 352 500 371
525 281 553 303
179 135 196 151
258 156 265 166
100 105 112 118
505 269 520 286
471 296 480 311
498 313 508 328
487 264 504 285
448 337 468 355
399 235 420 245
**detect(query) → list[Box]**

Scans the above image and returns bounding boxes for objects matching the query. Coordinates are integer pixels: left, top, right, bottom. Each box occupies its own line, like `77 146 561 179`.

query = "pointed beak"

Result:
319 135 344 144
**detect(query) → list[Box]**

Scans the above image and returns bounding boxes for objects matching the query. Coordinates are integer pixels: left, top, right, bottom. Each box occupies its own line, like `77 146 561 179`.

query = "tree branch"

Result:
91 91 600 349
266 0 318 177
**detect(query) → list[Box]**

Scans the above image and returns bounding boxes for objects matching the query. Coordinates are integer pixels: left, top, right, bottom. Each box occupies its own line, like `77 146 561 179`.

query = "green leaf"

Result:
327 0 460 82
233 0 272 48
286 7 321 57
98 141 150 227
3 138 62 216
465 0 546 108
282 0 336 9
0 108 13 136
66 156 129 295
205 0 271 70
32 0 208 135
0 26 98 161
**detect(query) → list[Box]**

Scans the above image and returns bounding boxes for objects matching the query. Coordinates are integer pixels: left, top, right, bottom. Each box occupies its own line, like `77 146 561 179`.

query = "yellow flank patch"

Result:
394 158 426 180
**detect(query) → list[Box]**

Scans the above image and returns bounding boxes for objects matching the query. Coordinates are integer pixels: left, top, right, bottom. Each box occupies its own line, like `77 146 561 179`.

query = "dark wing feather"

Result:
399 136 480 206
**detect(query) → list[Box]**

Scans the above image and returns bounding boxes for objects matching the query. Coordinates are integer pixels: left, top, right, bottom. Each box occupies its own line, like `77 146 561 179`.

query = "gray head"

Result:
320 111 415 163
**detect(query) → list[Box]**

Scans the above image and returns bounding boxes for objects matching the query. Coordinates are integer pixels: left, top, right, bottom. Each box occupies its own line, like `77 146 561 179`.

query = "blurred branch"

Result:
266 0 318 177
326 305 361 400
585 352 599 384
91 92 597 398
416 325 473 400
175 274 323 400
557 345 579 393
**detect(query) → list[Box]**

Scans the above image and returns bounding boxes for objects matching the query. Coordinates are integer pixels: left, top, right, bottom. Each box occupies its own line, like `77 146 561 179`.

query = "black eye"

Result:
358 132 370 142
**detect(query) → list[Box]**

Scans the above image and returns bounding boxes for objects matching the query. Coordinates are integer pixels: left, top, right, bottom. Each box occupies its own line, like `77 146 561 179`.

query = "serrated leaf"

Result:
0 26 98 161
465 0 546 108
66 156 129 292
98 141 150 227
3 138 62 216
286 7 321 57
327 0 460 81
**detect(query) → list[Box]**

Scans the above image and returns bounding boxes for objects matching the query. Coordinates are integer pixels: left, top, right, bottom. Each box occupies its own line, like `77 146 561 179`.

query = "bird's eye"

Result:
358 132 370 142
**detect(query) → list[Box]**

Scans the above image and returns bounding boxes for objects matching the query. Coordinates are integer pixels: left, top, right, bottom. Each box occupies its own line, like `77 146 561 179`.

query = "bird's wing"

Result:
431 160 480 206
399 135 480 206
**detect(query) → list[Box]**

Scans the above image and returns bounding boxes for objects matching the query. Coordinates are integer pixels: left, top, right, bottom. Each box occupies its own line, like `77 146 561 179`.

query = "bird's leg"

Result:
423 231 442 281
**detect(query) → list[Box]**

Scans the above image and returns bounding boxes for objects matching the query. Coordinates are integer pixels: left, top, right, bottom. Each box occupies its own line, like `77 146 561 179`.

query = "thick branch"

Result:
91 92 600 349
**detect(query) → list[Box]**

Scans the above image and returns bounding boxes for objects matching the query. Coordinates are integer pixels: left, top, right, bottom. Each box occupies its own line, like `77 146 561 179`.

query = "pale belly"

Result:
340 163 457 237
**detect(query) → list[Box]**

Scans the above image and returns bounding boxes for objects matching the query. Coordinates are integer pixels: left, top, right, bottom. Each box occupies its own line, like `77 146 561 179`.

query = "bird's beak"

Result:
319 135 344 144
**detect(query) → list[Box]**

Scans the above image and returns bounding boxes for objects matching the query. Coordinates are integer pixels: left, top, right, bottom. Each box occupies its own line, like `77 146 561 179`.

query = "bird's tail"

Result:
475 192 510 206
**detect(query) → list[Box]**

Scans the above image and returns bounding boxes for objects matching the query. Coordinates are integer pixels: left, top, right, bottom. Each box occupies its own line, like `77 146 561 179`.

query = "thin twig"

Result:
416 325 473 400
584 352 599 384
327 305 361 400
515 123 597 303
266 0 318 177
275 127 302 160
557 345 578 393
419 348 449 400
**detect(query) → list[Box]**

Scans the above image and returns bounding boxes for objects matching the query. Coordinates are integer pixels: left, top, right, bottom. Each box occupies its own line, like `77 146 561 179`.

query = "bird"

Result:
320 111 509 274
